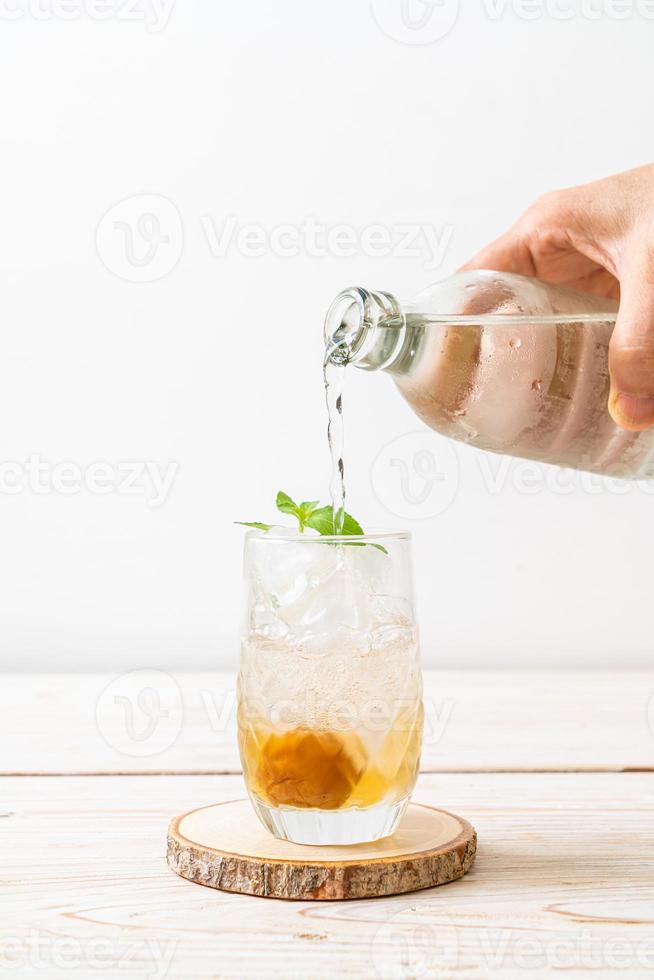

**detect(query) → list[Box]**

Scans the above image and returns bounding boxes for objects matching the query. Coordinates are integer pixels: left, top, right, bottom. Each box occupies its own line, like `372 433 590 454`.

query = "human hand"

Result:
462 164 654 431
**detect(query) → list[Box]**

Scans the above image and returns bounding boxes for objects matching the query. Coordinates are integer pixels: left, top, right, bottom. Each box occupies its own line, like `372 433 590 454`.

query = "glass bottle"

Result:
324 270 654 480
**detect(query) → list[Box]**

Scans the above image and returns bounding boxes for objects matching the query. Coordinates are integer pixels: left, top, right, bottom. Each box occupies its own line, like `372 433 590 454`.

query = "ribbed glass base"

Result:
248 793 410 846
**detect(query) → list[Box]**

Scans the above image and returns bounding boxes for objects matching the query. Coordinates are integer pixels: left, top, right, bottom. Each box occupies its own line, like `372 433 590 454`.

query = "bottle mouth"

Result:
324 287 405 369
324 288 369 356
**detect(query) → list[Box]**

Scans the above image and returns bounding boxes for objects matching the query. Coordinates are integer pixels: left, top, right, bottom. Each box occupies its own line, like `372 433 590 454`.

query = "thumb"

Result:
609 247 654 431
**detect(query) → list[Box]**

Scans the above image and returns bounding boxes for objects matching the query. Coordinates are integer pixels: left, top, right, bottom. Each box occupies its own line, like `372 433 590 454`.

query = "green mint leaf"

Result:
340 511 364 536
276 492 322 531
305 506 387 553
276 491 298 516
304 505 337 536
296 500 321 531
305 506 363 537
238 494 387 553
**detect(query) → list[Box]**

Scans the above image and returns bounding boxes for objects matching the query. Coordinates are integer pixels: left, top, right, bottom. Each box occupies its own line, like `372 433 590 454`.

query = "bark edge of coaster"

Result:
166 799 476 901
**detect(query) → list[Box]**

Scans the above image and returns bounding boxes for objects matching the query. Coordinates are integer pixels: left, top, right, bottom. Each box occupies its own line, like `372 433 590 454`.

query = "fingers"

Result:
460 179 654 432
460 191 577 277
460 229 536 276
609 243 654 431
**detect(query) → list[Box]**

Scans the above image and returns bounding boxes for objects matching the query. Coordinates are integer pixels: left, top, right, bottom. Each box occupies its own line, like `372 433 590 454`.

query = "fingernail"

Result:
609 391 654 431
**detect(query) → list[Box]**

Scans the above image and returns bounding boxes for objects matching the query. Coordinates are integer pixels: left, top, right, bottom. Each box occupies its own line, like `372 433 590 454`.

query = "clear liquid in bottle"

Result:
325 271 654 480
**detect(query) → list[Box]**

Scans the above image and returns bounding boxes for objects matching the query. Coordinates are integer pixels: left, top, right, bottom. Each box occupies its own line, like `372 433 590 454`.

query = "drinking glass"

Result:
237 529 423 845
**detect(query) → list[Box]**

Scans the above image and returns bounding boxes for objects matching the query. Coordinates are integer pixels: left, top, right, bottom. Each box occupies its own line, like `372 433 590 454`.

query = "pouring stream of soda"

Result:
324 342 349 535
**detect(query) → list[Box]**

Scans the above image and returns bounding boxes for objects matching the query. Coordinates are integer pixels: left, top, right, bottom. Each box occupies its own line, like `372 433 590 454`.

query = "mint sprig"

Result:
236 491 386 553
275 491 322 532
303 505 364 537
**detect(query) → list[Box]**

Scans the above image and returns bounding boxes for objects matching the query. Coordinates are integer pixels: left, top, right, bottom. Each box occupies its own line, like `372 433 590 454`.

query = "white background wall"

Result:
0 0 652 671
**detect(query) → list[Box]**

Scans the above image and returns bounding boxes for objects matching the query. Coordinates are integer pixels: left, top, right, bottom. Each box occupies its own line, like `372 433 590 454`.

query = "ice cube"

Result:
246 533 408 654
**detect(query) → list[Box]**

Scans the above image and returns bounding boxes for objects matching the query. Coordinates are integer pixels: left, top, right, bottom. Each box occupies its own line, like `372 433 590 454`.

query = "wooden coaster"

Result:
167 800 476 901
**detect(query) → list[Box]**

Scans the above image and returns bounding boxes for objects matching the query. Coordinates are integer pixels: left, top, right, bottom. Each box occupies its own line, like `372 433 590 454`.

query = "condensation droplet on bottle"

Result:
509 337 522 350
531 379 543 392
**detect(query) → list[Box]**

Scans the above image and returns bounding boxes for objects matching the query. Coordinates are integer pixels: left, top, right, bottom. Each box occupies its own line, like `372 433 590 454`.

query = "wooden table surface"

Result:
2 669 654 978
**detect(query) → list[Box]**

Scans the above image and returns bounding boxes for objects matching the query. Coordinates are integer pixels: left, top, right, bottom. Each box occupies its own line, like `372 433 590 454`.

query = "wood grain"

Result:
166 800 476 900
3 668 653 775
4 670 654 977
3 772 654 978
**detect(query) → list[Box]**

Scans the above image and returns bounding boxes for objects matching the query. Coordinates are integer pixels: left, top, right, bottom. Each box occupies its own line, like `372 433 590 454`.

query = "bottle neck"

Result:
324 287 406 371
